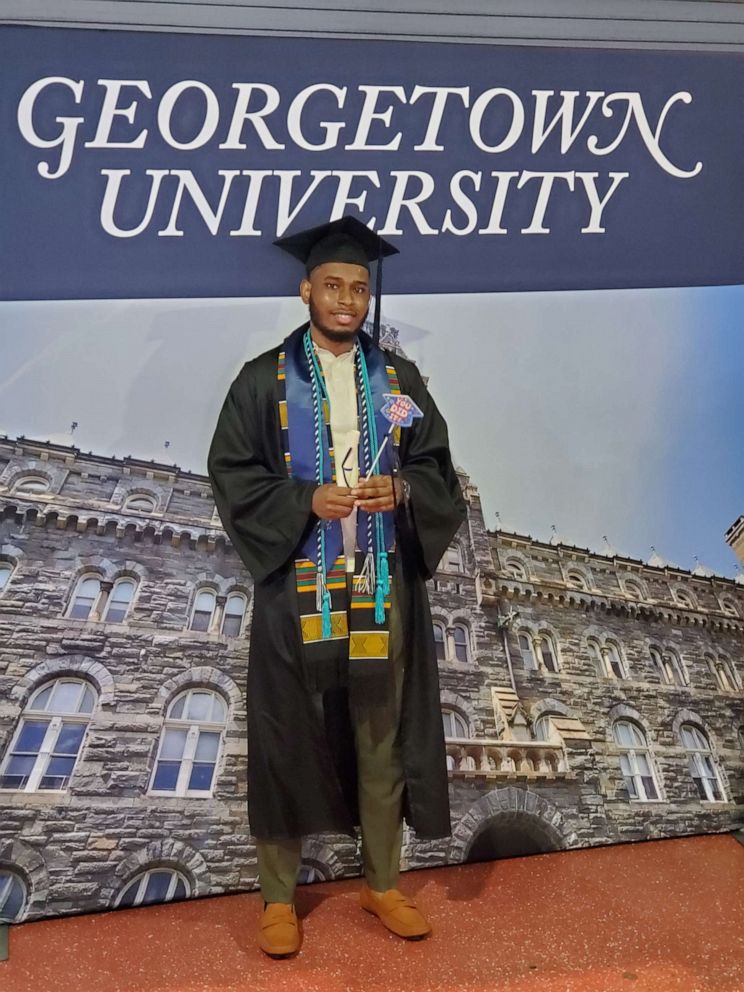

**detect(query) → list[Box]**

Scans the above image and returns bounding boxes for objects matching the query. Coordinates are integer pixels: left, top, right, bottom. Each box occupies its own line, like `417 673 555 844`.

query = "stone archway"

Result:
448 786 577 864
466 810 563 861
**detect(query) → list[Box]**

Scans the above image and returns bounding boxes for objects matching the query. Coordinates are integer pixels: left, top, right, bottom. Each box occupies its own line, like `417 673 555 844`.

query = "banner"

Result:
1 24 743 927
3 25 744 299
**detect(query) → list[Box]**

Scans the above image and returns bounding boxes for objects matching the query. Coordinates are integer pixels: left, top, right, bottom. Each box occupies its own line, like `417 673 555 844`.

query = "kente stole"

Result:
277 324 402 691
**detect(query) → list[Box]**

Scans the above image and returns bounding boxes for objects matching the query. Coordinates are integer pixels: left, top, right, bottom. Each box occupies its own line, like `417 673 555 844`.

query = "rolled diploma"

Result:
347 430 360 487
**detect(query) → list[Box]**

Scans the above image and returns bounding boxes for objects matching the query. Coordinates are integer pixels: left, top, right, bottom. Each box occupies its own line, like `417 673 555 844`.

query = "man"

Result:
207 215 466 957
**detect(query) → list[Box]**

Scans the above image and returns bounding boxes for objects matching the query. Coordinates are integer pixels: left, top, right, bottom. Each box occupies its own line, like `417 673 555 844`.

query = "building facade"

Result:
1 425 743 924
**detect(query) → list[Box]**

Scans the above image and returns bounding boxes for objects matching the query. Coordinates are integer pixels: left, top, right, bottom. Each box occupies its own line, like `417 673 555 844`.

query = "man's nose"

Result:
337 285 353 306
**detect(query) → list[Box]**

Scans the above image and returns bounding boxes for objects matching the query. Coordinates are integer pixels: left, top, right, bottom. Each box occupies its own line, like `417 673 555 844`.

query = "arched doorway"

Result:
465 811 563 863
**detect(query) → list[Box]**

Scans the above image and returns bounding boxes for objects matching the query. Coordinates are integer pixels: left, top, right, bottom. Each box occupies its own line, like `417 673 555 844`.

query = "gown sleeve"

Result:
207 361 318 583
395 358 468 580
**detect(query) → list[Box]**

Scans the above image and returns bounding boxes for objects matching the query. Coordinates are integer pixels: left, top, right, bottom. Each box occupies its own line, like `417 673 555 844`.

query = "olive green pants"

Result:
256 575 406 904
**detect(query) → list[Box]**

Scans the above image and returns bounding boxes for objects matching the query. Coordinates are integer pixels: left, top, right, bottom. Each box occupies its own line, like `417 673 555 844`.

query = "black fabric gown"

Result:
207 324 467 842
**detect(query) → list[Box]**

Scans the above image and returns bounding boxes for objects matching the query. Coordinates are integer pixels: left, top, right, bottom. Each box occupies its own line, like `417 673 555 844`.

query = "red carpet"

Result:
3 834 743 992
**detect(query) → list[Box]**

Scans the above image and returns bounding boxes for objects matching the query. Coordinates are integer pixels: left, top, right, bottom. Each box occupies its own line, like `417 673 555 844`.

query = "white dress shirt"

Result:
314 341 359 572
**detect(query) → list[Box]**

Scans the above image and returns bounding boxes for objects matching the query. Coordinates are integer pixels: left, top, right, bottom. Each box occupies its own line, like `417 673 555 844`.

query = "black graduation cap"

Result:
274 216 399 345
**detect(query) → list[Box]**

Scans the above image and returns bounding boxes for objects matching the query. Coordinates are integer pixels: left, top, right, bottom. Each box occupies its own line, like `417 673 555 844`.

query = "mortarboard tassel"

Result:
373 234 383 346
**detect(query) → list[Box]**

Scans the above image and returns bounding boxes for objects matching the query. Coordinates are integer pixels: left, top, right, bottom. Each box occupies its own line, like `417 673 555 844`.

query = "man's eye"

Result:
355 287 366 294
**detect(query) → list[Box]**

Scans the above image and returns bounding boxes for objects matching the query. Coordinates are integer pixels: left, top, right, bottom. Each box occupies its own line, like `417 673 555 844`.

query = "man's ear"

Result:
300 278 311 305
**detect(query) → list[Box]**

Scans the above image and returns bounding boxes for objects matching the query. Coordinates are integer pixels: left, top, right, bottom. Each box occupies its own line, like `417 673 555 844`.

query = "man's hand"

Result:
352 475 401 513
312 483 357 520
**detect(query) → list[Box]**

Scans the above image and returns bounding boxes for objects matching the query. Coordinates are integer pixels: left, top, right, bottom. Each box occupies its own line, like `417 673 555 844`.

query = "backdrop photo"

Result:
1 24 743 926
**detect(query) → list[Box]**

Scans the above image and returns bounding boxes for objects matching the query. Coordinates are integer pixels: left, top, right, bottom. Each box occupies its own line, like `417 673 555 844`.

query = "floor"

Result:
2 833 743 992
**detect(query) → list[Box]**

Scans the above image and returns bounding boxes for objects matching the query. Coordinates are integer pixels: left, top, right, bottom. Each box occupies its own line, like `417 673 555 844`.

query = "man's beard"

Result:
308 299 369 341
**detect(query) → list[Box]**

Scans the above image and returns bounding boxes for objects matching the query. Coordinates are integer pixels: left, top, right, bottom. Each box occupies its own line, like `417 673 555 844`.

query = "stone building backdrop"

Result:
2 354 743 922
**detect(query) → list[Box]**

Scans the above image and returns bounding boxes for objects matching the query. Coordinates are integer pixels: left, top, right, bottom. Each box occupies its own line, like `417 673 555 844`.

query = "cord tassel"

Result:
356 550 376 596
321 586 332 639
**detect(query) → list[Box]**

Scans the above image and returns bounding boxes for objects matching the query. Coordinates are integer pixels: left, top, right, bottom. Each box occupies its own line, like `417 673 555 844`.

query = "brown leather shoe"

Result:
359 883 432 939
258 902 302 957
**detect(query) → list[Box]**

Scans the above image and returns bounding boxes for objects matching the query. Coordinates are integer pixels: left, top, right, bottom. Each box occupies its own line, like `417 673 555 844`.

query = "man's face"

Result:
300 262 370 341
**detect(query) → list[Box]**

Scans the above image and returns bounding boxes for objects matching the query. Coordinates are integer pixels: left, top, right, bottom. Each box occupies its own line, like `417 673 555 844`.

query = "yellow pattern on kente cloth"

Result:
301 612 349 643
349 631 389 659
279 400 288 429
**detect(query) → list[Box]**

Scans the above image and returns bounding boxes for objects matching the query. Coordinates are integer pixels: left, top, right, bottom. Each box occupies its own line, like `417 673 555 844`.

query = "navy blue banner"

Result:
2 25 744 300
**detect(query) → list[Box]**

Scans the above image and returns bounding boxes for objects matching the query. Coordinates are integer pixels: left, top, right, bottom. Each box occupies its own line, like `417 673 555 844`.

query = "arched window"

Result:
298 862 330 885
680 724 725 802
605 642 625 679
441 708 469 739
663 649 687 687
613 720 660 801
674 588 695 609
0 677 95 792
103 578 136 623
720 598 739 618
11 476 50 495
432 621 446 662
115 869 189 908
0 562 13 594
536 632 559 672
650 647 665 682
707 655 740 692
150 688 227 796
533 715 557 741
566 570 588 591
190 589 216 632
518 631 538 670
452 623 471 663
221 593 246 637
587 639 605 677
67 575 102 620
446 754 456 771
624 580 643 599
505 559 527 581
440 544 463 573
0 870 26 922
123 494 157 513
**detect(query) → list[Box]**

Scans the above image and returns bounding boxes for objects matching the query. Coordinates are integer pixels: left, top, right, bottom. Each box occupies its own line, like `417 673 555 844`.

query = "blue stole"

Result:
283 324 396 572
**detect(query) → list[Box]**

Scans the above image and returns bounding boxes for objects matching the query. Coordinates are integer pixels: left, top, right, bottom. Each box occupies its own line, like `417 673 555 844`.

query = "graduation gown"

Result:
207 324 467 842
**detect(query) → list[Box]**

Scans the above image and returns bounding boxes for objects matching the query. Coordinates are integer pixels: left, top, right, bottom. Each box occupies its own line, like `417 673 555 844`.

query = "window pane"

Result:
614 722 633 747
169 696 185 720
222 614 242 637
225 595 245 618
540 638 556 672
80 686 96 713
195 591 215 611
117 881 138 908
641 776 658 800
433 625 446 661
160 728 187 759
453 627 469 662
15 720 49 752
0 873 24 922
1 754 37 789
51 681 84 713
39 755 76 789
188 763 215 791
194 731 220 762
191 610 211 632
185 692 212 722
210 696 226 723
0 566 11 591
56 723 85 755
635 752 652 776
680 725 697 749
152 761 180 791
69 596 96 620
173 878 187 900
144 872 174 905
